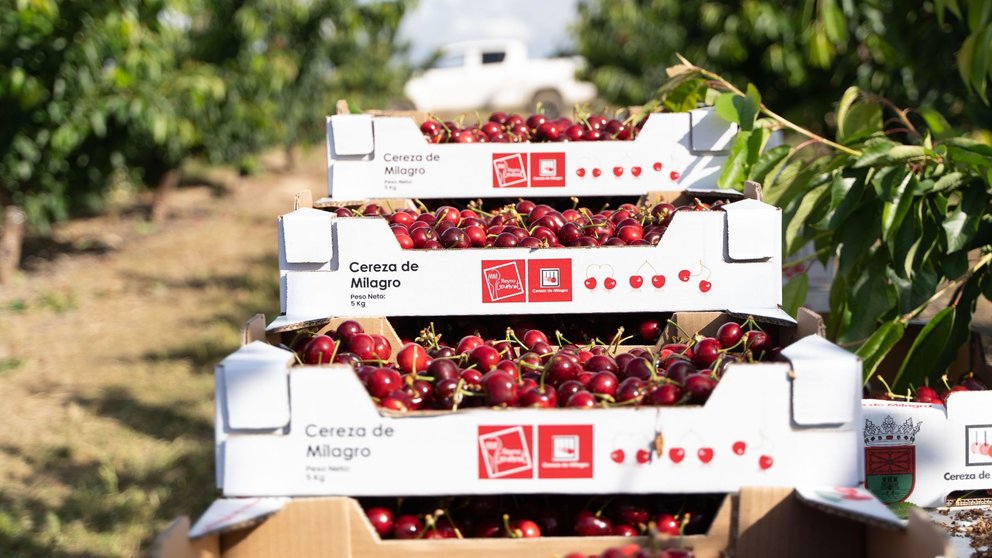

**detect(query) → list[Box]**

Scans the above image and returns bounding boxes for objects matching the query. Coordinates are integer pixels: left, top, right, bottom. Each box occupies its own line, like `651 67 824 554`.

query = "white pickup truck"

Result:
403 39 598 118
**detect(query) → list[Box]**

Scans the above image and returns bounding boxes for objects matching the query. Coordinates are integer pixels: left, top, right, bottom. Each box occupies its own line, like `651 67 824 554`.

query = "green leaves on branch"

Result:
656 62 992 390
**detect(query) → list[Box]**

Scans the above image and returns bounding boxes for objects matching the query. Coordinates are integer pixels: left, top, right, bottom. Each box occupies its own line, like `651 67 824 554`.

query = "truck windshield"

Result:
481 51 506 64
432 53 464 69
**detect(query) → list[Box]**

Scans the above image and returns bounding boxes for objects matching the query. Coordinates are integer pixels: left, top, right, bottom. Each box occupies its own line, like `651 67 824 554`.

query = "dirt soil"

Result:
0 149 326 557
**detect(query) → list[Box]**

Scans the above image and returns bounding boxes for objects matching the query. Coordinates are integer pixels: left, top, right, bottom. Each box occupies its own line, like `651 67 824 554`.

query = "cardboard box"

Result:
863 393 992 507
150 487 950 558
325 108 737 202
275 187 782 328
214 311 862 498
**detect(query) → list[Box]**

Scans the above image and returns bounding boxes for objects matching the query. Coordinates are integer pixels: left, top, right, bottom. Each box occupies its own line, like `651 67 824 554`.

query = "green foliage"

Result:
1 0 412 228
574 0 992 131
661 62 992 393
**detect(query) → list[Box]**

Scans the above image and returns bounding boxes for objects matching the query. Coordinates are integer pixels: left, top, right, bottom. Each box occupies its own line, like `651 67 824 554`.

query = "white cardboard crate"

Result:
215 312 863 498
275 191 781 328
325 108 737 201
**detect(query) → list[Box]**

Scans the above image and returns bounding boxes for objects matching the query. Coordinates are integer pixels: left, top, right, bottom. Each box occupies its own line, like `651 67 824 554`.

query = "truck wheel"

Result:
531 90 564 119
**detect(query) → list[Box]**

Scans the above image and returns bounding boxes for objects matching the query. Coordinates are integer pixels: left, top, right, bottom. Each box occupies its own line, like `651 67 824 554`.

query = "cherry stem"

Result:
874 374 909 401
666 319 694 343
327 339 340 365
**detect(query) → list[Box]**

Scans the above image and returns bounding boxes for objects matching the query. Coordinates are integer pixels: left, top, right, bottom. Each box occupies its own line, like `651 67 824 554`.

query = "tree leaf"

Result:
892 307 956 392
714 92 759 131
856 319 906 384
782 274 809 318
838 101 882 144
835 86 860 140
880 172 916 243
970 23 992 102
958 33 978 96
932 171 967 193
853 144 928 168
967 0 992 32
748 144 791 185
718 130 751 189
784 183 830 256
820 0 849 44
918 107 954 139
942 185 986 252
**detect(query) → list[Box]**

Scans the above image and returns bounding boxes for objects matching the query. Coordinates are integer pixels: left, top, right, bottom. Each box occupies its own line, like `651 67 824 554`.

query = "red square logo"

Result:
492 153 528 188
526 259 572 302
529 153 566 187
481 260 527 303
478 426 534 479
537 425 593 479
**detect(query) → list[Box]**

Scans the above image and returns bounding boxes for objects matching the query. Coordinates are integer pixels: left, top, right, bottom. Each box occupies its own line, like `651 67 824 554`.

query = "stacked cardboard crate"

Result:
154 108 949 557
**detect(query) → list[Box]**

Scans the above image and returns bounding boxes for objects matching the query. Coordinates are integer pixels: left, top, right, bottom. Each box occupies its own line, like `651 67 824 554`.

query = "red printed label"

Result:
529 153 566 187
478 426 534 479
537 425 594 479
527 259 572 302
492 153 528 188
481 260 527 303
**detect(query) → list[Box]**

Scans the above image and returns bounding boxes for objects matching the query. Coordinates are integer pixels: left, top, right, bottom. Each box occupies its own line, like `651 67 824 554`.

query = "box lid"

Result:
280 208 333 264
219 342 295 430
795 486 904 529
782 335 861 427
327 114 374 156
189 497 291 538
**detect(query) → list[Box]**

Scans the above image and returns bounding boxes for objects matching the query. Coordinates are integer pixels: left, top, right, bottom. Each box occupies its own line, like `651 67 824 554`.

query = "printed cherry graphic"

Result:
652 275 666 288
678 270 691 282
669 447 686 463
653 162 663 172
732 441 746 456
670 171 680 181
584 277 597 289
759 455 774 470
611 449 625 463
604 277 617 290
636 449 651 464
576 168 586 177
631 166 642 176
592 168 602 177
613 166 624 177
699 280 712 293
697 447 714 464
629 275 643 288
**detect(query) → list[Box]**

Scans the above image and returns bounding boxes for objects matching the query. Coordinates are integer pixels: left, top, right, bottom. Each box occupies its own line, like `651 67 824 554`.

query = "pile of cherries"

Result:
292 317 778 412
359 492 716 543
331 198 725 250
864 374 987 406
419 112 642 144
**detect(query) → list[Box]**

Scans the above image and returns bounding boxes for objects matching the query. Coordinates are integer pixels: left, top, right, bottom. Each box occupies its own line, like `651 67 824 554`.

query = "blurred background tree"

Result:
573 0 992 132
0 0 412 230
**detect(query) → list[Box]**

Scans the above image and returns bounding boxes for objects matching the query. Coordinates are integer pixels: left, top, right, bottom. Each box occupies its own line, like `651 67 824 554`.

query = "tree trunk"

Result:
0 206 25 285
149 168 180 224
284 142 297 172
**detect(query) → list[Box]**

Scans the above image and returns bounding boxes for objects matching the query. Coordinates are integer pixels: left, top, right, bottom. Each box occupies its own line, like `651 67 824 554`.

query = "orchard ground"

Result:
0 148 990 557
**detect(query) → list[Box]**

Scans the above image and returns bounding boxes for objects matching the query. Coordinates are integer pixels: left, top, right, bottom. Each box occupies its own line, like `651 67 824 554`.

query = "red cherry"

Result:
629 275 643 288
651 275 666 288
303 335 337 365
611 449 625 463
717 322 743 349
732 441 746 456
592 168 602 177
697 447 714 463
670 171 680 181
584 277 597 289
655 513 680 536
678 270 690 282
613 166 624 176
393 514 423 539
639 320 661 342
510 519 541 538
396 342 429 373
759 455 774 470
653 162 663 172
635 449 651 464
669 447 685 463
699 280 712 292
365 506 394 537
631 166 642 176
576 168 586 177
604 277 617 290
